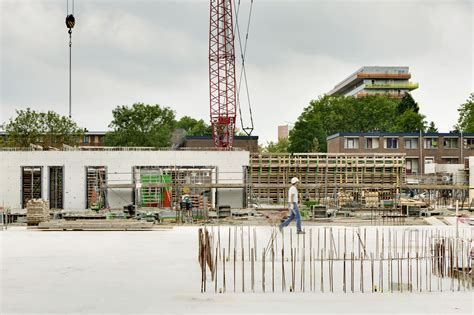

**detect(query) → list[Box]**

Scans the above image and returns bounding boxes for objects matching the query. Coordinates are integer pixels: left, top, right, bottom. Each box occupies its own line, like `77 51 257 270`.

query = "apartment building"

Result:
327 132 474 175
327 66 419 98
81 131 106 146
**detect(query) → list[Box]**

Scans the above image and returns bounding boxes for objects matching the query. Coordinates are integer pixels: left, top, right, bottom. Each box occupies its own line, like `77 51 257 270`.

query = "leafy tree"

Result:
176 116 212 136
105 103 176 147
262 138 289 153
397 93 419 114
390 109 426 132
427 121 438 133
288 95 426 152
288 106 326 152
455 93 474 132
1 108 83 147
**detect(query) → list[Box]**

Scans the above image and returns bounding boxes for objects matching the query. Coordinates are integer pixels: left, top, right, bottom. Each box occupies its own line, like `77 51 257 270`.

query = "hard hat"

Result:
290 177 299 184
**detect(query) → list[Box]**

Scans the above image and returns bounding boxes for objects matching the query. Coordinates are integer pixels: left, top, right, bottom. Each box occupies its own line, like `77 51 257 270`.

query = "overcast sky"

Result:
1 0 473 143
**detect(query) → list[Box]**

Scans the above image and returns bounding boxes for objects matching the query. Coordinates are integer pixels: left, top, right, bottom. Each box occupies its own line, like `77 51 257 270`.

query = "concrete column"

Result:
42 166 48 202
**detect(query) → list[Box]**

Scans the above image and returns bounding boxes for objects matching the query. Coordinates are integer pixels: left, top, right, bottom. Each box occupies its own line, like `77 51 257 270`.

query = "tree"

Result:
288 95 427 152
1 108 83 147
455 93 474 132
427 121 438 133
390 109 426 133
105 103 176 147
176 116 212 136
397 93 419 114
262 138 289 153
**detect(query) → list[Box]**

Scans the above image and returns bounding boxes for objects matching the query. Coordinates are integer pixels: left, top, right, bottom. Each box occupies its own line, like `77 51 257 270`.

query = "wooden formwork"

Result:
247 153 405 205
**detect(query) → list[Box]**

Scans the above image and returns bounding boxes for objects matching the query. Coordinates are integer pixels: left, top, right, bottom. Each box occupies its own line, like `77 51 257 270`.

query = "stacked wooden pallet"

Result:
248 153 405 205
187 195 212 210
26 199 50 226
337 191 354 206
362 190 379 208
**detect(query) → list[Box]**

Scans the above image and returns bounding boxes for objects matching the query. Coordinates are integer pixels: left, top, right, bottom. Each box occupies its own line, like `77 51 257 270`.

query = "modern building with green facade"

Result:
327 66 419 98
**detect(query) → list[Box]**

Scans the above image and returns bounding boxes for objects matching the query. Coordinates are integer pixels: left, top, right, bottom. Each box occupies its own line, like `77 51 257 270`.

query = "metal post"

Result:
68 29 72 118
455 200 459 239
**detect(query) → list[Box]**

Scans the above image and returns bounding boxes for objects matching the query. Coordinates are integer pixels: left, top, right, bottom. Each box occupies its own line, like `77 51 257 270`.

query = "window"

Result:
405 138 418 149
424 157 434 164
443 138 458 149
406 158 419 175
442 158 459 164
424 138 438 149
83 136 90 144
464 138 474 149
385 138 398 149
365 138 379 149
344 138 359 149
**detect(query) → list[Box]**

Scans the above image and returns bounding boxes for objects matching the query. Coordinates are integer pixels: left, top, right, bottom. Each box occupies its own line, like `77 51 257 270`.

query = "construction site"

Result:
1 0 473 314
1 148 473 313
1 149 473 226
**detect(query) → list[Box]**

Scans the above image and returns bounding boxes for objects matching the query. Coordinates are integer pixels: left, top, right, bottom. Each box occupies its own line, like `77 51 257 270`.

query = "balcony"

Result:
357 73 411 79
364 83 419 90
356 92 405 98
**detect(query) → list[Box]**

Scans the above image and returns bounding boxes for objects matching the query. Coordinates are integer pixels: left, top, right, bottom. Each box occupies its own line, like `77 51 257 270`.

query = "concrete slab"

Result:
0 226 471 314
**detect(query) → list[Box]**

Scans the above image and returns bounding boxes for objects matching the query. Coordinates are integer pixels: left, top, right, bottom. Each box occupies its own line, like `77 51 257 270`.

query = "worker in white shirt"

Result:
279 177 304 234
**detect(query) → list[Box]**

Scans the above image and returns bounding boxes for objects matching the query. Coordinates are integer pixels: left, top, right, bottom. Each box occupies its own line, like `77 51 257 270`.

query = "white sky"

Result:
1 0 473 143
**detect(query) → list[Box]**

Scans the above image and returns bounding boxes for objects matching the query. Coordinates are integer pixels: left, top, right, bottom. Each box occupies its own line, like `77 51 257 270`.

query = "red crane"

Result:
209 0 237 149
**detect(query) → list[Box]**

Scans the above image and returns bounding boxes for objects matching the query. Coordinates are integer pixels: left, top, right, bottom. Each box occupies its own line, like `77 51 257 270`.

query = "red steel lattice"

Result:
209 0 237 149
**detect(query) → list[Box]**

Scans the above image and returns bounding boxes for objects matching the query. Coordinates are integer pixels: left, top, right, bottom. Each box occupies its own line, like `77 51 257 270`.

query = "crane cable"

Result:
66 0 75 118
66 0 74 15
233 0 255 136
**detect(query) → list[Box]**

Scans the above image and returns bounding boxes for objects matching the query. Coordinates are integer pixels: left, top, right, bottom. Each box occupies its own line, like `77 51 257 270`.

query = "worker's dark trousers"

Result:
280 202 302 232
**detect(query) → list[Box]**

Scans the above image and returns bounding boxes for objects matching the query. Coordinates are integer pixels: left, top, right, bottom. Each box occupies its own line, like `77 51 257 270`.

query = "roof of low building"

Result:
327 132 474 140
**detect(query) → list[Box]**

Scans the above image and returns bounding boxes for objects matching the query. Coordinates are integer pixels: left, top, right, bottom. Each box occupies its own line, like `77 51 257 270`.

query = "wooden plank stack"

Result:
36 219 156 231
26 199 50 226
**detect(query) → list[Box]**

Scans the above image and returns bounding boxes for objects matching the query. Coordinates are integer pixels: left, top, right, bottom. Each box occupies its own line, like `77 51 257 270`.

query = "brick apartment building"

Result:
0 131 106 147
1 131 258 152
81 131 106 146
180 135 259 152
327 132 474 175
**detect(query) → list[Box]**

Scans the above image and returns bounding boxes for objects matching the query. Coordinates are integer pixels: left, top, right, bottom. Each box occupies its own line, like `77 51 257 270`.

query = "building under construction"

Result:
0 148 470 215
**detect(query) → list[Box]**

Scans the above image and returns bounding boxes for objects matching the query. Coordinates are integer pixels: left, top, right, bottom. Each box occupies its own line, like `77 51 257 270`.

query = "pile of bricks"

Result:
27 199 50 226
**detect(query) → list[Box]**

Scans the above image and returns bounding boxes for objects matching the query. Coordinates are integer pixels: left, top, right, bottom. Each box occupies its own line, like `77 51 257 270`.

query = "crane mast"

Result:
209 0 237 149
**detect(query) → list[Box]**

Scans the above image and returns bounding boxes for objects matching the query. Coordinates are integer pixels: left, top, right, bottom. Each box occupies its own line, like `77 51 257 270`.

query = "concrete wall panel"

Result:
0 150 249 209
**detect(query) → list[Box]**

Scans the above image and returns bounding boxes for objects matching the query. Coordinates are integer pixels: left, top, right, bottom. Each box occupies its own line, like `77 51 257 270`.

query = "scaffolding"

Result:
132 166 216 209
247 153 405 207
49 166 64 209
21 166 42 208
86 166 107 209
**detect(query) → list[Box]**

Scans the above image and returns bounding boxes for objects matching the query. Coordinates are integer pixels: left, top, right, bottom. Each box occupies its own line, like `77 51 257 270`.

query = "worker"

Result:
279 177 304 234
181 187 192 209
180 187 193 222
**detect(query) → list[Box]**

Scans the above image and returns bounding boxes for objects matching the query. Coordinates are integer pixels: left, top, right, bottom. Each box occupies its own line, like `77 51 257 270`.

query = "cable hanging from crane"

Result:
65 0 76 118
233 0 255 136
